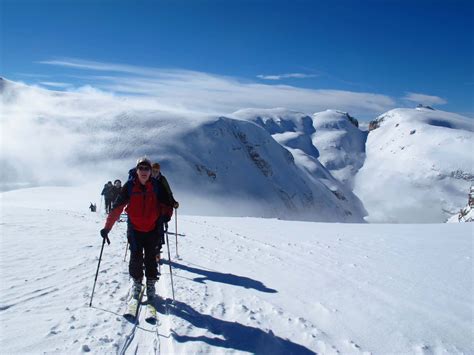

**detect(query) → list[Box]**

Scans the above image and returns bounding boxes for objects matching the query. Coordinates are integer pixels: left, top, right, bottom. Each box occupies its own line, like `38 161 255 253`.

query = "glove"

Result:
100 228 111 245
173 201 179 209
163 215 171 223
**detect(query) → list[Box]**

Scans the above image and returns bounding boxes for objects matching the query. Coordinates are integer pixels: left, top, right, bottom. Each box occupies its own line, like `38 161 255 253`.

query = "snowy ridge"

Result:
0 187 472 354
354 108 474 222
173 116 366 222
233 108 368 188
310 110 367 188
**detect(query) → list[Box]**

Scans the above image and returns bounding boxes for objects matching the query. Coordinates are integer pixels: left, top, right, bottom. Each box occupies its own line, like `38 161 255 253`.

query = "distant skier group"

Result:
99 157 179 304
101 180 122 214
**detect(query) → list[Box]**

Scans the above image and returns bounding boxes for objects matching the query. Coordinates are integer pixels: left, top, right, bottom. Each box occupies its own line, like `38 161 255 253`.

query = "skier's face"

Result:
152 167 160 177
137 165 151 184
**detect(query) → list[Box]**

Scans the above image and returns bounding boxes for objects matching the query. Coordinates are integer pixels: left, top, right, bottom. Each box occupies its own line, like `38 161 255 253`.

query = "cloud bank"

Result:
403 92 447 106
37 58 396 119
0 57 402 190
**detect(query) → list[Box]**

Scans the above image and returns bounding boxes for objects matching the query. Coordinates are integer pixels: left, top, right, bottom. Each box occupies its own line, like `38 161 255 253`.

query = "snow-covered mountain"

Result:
3 77 473 223
354 107 474 223
0 78 366 222
310 110 367 188
233 108 367 188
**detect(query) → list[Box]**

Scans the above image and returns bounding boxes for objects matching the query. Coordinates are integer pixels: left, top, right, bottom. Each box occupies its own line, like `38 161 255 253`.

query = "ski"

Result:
123 285 144 322
145 299 158 324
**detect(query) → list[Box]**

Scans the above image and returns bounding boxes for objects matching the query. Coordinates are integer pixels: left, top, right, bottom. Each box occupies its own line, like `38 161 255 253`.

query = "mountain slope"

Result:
310 110 367 187
1 186 472 354
233 108 368 188
354 107 474 222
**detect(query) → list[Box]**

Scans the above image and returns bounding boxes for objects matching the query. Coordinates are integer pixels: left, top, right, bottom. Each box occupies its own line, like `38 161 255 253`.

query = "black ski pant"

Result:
127 226 160 282
158 216 167 246
155 216 167 258
105 198 112 213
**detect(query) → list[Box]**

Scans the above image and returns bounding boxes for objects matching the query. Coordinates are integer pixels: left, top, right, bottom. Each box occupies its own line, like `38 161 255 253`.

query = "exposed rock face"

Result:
416 104 435 110
447 186 474 223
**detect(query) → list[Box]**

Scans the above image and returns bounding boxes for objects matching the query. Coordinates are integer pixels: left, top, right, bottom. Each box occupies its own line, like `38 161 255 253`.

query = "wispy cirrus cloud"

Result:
257 73 318 80
37 57 395 118
39 81 73 88
403 92 447 106
16 73 51 79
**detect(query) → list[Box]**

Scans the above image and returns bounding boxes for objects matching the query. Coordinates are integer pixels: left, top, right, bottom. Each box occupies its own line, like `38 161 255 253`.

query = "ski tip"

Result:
145 317 157 325
123 314 138 324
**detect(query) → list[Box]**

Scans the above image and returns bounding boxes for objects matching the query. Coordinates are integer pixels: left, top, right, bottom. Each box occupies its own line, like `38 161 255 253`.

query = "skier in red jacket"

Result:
100 157 166 301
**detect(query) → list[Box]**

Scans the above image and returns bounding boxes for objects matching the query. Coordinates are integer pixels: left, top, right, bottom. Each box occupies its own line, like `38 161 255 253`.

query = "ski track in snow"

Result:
0 191 473 354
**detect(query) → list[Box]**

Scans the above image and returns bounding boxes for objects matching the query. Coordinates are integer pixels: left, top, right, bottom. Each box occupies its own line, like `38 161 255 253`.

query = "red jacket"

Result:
105 179 162 232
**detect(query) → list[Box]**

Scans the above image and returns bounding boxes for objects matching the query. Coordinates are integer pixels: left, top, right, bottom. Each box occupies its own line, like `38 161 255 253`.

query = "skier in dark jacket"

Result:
151 163 179 209
111 179 122 205
151 162 179 260
100 157 170 301
101 181 114 213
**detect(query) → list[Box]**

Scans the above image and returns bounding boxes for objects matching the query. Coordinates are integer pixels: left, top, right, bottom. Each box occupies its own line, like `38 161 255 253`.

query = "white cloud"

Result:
39 81 73 88
257 73 318 80
0 59 398 190
403 92 447 106
16 73 51 79
38 58 396 119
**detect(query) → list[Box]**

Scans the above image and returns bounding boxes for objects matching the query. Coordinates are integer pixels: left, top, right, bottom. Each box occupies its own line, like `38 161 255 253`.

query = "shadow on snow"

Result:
158 299 316 355
162 260 277 293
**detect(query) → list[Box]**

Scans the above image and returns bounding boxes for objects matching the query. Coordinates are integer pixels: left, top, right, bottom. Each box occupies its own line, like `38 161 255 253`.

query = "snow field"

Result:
0 187 473 354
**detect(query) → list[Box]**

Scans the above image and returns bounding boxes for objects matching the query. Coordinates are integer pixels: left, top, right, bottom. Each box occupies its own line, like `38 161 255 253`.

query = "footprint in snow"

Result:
99 336 113 343
82 344 91 352
345 340 361 349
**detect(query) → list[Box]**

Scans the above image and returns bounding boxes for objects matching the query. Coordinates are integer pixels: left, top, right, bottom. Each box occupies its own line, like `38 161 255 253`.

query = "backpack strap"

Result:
127 179 134 198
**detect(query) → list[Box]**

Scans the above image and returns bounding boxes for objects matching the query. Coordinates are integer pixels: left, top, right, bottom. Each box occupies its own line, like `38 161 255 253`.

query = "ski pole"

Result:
98 195 103 215
89 235 110 307
165 226 176 302
123 241 129 262
175 208 179 258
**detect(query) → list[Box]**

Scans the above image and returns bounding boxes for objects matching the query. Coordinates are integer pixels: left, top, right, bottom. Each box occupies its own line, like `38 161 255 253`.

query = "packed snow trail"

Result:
0 187 472 354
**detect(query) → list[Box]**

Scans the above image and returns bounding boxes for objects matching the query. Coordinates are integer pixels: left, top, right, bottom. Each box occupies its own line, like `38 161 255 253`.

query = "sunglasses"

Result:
137 165 151 171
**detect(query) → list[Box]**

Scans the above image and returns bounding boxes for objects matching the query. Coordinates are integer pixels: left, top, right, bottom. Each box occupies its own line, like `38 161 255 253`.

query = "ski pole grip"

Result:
106 236 110 245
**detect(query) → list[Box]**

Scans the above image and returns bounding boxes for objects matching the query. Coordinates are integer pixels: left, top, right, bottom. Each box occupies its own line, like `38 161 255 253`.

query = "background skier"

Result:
151 162 179 209
111 179 121 205
151 162 179 261
101 181 114 213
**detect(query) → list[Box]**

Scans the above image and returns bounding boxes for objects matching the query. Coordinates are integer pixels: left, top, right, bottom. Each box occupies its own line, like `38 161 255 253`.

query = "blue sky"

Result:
1 0 473 119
